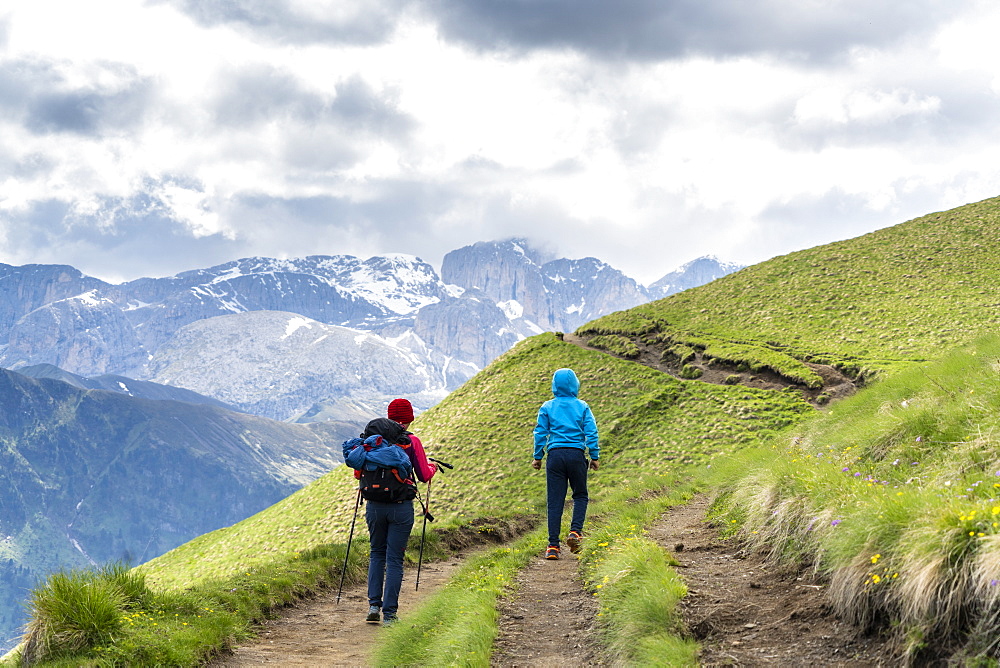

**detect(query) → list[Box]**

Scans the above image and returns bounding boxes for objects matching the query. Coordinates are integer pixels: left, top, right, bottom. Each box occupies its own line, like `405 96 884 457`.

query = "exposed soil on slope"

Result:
651 494 896 667
491 547 606 667
209 558 463 667
562 332 857 406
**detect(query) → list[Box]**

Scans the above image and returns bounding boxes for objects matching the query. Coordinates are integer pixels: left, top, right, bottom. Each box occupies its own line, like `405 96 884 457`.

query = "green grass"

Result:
588 334 641 358
577 474 699 667
582 195 1000 379
661 343 696 366
5 543 370 667
139 472 365 590
708 334 1000 662
661 332 825 388
374 530 545 667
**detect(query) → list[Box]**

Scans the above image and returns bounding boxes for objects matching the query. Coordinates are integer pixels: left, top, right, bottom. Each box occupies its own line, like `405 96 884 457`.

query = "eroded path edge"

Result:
650 494 894 666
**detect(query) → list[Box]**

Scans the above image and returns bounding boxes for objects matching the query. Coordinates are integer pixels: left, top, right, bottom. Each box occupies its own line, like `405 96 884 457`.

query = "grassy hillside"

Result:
142 332 809 588
582 195 1000 381
711 334 1000 662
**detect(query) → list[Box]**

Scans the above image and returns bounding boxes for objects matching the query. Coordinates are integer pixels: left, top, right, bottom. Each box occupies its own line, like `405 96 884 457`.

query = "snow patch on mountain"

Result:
497 299 524 320
74 290 110 308
283 316 312 339
140 311 454 421
648 256 745 298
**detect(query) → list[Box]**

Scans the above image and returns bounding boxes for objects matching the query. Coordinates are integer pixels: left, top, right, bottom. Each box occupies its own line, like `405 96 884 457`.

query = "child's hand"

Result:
589 460 600 471
532 459 542 470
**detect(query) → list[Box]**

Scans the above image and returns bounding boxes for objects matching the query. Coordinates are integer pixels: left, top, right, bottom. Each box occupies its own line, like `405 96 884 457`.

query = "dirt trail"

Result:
210 498 899 667
650 494 895 666
209 559 462 667
491 547 606 667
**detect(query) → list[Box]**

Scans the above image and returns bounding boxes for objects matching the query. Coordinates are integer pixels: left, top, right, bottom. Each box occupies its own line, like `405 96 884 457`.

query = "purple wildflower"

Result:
831 519 841 527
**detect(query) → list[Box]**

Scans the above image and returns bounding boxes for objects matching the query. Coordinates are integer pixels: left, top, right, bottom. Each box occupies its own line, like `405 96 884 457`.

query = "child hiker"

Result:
532 368 600 559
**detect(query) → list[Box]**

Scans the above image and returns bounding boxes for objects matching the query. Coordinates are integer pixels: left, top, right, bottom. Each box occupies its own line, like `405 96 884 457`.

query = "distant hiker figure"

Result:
532 368 600 560
343 399 435 626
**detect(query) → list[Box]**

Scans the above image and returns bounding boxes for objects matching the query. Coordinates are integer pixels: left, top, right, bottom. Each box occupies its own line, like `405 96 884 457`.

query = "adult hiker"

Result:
343 399 435 626
532 368 600 560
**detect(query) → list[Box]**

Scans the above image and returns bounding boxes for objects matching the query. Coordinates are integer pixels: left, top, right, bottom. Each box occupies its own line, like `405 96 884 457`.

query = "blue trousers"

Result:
365 500 414 616
545 448 589 546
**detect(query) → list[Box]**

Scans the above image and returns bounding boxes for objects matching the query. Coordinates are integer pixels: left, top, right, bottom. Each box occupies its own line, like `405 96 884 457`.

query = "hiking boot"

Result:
567 530 583 554
366 605 381 623
383 613 398 627
545 545 560 560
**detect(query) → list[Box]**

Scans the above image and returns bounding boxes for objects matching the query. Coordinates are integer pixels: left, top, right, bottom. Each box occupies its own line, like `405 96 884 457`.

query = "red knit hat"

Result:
387 398 414 424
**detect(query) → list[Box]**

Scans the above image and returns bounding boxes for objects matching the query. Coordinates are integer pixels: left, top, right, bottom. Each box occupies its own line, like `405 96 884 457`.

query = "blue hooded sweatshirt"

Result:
533 368 600 460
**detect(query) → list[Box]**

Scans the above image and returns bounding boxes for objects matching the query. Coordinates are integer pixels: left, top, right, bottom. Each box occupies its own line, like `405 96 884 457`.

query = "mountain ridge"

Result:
1 244 741 422
0 366 354 650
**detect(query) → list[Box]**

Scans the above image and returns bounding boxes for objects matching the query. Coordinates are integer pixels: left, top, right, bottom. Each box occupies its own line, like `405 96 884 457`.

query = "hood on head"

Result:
552 368 580 397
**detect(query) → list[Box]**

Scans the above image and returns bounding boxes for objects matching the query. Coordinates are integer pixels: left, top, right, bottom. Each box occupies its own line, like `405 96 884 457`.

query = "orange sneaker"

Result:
567 530 583 554
545 545 560 560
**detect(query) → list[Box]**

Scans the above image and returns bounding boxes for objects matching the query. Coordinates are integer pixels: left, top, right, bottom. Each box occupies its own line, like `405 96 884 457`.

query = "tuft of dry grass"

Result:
711 335 1000 663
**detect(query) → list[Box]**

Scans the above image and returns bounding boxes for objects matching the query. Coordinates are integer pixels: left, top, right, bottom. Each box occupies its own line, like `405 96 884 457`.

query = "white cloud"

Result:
793 87 941 126
1 0 999 285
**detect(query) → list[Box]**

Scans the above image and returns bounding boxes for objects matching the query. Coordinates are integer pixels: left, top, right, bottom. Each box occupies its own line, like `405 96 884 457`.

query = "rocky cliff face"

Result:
3 290 148 375
441 239 650 332
412 288 538 367
142 310 453 420
540 256 650 330
441 240 553 325
0 244 739 423
0 264 112 342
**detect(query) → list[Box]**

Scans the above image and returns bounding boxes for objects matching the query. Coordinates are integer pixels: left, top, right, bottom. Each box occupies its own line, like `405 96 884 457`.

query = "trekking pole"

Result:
415 477 433 591
416 459 449 591
337 488 363 605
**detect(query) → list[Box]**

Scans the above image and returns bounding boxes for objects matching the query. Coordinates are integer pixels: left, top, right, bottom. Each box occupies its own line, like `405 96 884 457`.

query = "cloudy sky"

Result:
2 0 999 285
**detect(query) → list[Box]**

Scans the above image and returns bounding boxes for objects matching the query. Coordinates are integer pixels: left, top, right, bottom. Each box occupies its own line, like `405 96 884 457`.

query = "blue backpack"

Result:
343 418 418 502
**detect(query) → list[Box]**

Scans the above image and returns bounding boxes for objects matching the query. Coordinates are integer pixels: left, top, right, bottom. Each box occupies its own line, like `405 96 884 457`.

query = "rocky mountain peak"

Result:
648 256 745 299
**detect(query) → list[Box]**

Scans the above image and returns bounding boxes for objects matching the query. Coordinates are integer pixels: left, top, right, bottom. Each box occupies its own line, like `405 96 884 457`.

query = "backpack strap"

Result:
390 468 415 486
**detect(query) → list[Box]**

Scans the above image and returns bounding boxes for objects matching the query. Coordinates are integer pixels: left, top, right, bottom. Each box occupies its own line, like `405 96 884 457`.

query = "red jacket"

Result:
407 433 436 482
